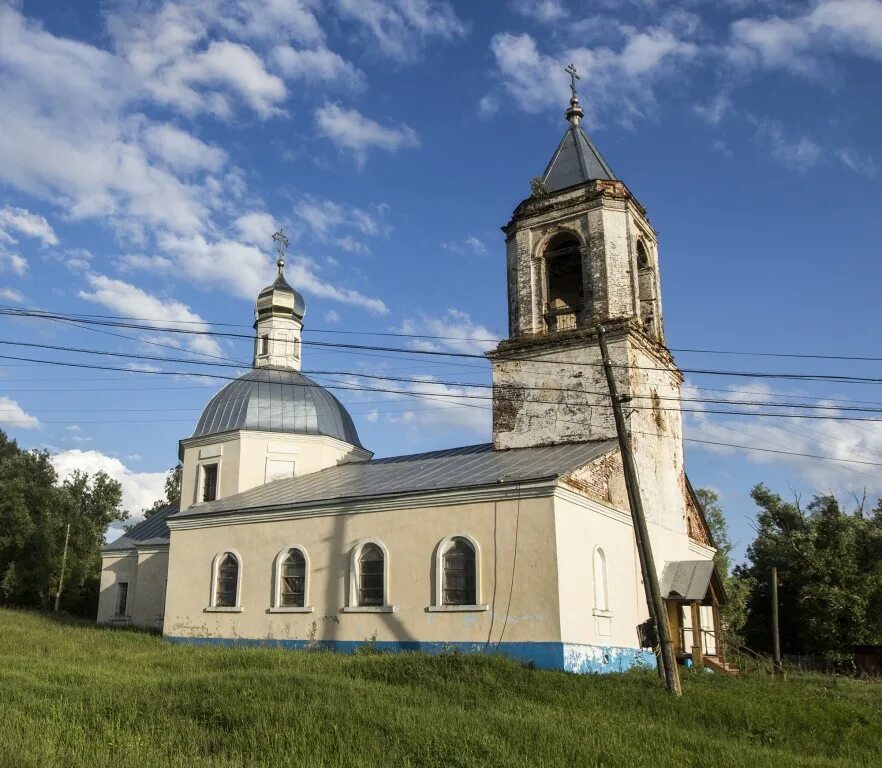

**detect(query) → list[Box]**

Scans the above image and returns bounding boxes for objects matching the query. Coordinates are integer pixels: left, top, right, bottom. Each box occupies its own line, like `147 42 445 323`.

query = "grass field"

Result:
1 610 880 768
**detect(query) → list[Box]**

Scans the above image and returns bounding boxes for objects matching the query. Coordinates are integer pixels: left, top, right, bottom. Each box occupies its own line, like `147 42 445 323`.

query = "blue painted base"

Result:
166 636 657 674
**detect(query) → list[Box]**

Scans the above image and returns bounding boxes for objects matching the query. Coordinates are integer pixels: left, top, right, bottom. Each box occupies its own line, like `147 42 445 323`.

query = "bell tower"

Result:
490 66 682 462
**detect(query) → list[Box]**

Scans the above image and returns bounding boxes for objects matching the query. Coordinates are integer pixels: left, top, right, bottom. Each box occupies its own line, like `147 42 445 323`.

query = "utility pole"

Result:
771 567 781 672
54 521 70 612
598 325 682 696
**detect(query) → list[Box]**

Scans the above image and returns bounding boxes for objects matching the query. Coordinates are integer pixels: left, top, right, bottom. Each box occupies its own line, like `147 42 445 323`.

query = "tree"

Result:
736 484 882 661
0 429 126 615
144 462 182 518
694 488 748 643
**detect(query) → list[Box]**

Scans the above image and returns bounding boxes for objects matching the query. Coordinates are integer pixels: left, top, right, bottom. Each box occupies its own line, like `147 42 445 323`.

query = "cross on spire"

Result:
272 228 289 273
564 62 580 100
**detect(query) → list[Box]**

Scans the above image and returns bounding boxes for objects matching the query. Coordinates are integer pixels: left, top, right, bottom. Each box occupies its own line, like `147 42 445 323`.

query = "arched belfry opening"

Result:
636 239 657 337
543 233 585 333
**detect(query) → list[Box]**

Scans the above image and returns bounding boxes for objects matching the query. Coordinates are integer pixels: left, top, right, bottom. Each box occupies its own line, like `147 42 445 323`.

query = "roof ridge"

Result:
371 442 492 464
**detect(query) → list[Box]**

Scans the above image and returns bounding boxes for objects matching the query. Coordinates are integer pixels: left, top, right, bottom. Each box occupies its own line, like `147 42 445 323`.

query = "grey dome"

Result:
191 368 363 448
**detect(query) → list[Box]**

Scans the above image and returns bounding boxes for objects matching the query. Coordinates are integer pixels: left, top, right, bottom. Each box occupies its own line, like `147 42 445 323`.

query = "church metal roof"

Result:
102 504 177 552
659 560 719 602
174 439 617 520
189 368 363 448
541 125 616 192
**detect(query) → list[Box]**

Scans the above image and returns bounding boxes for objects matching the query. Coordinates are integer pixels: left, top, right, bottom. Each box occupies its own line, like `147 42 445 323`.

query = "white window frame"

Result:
206 550 243 612
342 539 396 613
197 461 221 504
268 546 313 613
428 534 488 613
592 545 612 617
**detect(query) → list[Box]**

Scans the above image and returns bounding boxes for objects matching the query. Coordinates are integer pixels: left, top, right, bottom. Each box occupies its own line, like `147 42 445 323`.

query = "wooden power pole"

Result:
54 521 70 613
771 567 782 671
598 326 682 696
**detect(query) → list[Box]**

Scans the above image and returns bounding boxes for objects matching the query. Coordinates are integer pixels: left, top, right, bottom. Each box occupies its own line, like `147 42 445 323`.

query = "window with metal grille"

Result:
357 543 384 606
115 581 129 616
202 463 218 502
442 538 476 606
215 553 239 607
280 549 306 607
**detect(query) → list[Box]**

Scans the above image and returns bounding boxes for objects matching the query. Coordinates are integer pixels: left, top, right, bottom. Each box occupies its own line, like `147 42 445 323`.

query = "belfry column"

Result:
253 228 306 371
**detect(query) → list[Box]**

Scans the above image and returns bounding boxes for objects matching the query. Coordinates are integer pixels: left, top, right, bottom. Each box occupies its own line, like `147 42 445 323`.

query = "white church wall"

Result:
130 548 169 629
97 552 137 625
552 491 645 649
163 495 564 647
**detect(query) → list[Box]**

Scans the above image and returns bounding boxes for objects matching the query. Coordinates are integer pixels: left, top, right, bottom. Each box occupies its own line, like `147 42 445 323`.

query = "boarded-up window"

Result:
443 538 476 606
215 553 239 607
358 544 384 606
115 581 129 616
280 549 306 608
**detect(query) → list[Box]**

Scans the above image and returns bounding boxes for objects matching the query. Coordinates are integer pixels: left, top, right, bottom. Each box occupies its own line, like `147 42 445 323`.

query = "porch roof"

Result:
660 560 727 604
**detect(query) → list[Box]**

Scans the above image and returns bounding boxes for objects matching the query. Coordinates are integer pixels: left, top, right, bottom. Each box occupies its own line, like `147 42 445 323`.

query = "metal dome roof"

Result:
190 368 363 448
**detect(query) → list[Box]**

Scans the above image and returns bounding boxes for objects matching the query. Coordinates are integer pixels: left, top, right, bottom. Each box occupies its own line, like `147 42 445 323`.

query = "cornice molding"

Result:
167 479 559 532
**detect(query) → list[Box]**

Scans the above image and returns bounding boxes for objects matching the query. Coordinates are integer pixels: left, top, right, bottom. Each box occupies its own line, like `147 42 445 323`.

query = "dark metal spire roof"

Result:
541 123 616 192
541 66 616 192
190 367 364 448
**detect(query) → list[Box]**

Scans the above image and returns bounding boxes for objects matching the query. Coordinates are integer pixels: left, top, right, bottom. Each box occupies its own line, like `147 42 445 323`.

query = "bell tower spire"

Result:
489 66 676 453
253 228 305 370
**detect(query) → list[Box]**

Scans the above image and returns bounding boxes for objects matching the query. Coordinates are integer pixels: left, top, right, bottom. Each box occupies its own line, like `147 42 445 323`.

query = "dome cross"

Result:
272 227 289 272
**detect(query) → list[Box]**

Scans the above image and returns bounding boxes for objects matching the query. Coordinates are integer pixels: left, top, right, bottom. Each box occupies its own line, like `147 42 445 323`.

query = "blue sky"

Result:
1 0 881 557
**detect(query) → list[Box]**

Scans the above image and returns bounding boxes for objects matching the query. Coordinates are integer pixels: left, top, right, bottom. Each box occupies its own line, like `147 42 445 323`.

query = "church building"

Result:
98 78 727 674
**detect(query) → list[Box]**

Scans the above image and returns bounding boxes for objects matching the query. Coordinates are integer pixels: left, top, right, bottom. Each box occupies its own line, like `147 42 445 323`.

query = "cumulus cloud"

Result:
399 308 499 355
0 396 39 429
315 103 420 166
333 0 467 62
51 449 166 518
272 44 365 88
727 0 882 75
291 195 391 255
511 0 568 23
441 236 486 256
0 205 59 246
142 124 227 173
0 287 25 303
487 28 697 127
0 252 27 276
78 274 224 358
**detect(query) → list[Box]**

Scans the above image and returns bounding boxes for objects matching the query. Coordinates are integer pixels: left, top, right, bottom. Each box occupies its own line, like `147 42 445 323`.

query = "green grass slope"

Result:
0 610 879 768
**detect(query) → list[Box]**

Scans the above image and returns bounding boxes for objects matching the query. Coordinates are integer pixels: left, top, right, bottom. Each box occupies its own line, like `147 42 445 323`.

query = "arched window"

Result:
593 547 609 612
636 239 656 335
543 234 585 332
443 538 476 605
213 552 240 608
278 548 307 608
357 543 385 606
431 535 485 611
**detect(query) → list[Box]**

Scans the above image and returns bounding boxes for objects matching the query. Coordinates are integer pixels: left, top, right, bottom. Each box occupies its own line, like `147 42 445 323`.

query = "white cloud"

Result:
727 0 882 74
315 103 420 165
234 211 279 246
0 287 25 303
142 124 227 173
836 147 878 177
0 205 59 246
442 236 486 256
324 309 341 324
271 44 364 88
487 28 697 127
694 92 732 125
287 255 390 314
399 308 499 355
51 449 166 516
78 274 224 358
0 252 27 276
0 396 39 429
334 0 467 62
292 195 391 254
512 0 568 23
752 117 822 170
